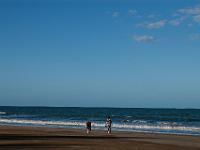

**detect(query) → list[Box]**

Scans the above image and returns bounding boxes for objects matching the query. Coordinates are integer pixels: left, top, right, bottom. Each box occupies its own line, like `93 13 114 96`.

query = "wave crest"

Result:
0 112 6 115
0 118 199 134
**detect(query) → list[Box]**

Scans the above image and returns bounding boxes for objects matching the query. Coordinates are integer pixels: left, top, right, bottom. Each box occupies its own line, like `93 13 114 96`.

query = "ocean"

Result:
0 106 199 136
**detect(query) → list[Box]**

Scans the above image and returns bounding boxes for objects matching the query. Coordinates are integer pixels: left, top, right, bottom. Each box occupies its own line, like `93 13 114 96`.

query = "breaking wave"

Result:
0 111 6 115
0 118 199 135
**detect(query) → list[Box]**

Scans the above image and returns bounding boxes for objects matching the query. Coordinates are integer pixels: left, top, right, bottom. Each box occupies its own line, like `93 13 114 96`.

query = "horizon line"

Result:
0 105 199 110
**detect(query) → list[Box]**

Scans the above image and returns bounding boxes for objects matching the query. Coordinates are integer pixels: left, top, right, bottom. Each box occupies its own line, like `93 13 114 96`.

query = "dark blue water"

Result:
0 106 200 135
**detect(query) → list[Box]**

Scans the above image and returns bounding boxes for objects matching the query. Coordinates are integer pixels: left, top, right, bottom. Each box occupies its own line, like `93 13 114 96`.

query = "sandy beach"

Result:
0 126 199 150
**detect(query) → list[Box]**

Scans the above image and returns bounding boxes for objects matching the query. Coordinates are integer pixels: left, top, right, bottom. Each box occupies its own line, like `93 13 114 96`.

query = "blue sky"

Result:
0 0 200 108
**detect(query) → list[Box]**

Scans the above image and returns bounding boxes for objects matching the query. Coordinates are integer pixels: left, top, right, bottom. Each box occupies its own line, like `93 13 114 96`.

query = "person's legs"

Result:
108 126 111 134
87 128 90 134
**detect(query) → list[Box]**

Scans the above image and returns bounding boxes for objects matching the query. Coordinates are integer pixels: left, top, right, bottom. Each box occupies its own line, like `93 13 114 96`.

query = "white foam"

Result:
111 123 200 132
0 118 199 133
0 118 86 126
0 112 6 115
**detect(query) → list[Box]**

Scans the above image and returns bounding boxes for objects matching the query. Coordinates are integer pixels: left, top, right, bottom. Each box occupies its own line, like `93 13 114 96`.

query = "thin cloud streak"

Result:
112 11 120 18
168 16 186 26
178 5 200 15
193 15 200 23
128 9 137 17
137 20 166 29
132 35 155 43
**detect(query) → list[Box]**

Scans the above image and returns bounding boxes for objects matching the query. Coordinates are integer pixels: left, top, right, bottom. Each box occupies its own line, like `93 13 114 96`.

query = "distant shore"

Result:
0 125 199 150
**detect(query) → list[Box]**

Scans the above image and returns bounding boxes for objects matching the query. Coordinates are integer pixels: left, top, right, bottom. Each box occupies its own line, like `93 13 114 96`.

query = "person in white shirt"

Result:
105 116 112 134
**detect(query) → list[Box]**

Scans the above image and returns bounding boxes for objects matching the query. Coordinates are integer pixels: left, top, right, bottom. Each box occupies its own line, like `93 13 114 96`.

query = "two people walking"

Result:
86 116 112 134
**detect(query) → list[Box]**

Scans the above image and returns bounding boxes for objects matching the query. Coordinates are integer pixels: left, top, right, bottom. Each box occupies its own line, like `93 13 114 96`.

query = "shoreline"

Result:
0 123 199 137
0 125 200 150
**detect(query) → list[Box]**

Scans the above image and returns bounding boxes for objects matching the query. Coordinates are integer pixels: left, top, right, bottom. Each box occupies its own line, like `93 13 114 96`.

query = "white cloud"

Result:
190 33 200 40
137 20 166 29
112 11 119 18
128 9 137 17
175 5 200 25
193 15 200 23
132 35 155 43
178 5 200 15
169 19 181 26
148 20 166 29
168 16 186 26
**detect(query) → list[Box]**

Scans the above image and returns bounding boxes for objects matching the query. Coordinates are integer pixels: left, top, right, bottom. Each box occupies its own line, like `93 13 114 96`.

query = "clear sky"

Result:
0 0 200 108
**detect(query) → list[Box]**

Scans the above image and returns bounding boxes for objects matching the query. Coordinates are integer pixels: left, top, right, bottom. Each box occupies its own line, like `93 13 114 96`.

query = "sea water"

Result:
0 106 199 136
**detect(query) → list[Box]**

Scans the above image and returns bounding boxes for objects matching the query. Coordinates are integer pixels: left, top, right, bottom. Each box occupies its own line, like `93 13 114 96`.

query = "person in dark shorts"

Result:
86 121 91 134
105 116 112 134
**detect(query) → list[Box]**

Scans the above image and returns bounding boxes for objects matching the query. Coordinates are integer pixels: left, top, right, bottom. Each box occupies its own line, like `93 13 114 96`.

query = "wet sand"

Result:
0 126 199 150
